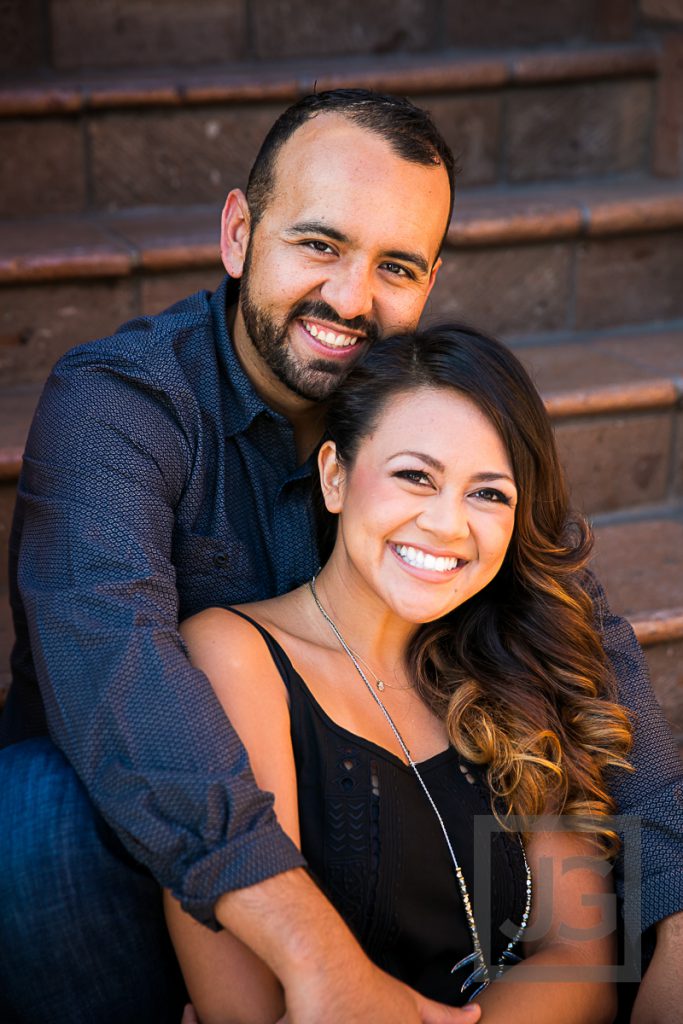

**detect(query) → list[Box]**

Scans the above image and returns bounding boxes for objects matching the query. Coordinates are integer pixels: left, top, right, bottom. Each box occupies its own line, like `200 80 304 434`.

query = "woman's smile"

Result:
389 542 466 578
321 385 517 625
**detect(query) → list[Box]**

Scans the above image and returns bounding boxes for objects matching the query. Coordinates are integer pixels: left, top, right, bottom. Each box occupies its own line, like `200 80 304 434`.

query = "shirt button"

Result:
213 553 228 569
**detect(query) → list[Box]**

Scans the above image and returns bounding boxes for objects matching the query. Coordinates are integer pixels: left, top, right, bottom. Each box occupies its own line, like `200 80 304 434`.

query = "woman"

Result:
165 324 631 1023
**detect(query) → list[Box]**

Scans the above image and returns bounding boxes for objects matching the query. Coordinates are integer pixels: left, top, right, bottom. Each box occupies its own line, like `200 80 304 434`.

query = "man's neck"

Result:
228 302 326 464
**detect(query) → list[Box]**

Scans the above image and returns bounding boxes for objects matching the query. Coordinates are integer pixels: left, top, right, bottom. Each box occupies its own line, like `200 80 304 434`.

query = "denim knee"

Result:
0 737 185 1024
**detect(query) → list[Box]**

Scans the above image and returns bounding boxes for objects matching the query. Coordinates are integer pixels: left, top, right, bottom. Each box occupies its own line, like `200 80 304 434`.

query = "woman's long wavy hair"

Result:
319 324 632 854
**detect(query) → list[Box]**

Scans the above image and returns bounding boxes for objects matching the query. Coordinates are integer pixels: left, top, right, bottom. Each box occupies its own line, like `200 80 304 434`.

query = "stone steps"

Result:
4 1 640 75
0 41 665 220
2 177 683 389
2 15 682 731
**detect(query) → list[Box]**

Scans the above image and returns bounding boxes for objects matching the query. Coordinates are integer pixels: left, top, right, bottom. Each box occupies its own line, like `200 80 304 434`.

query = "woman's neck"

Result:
310 557 418 679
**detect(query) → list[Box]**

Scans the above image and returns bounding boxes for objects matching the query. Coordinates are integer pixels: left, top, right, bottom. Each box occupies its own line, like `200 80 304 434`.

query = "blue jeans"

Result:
0 738 186 1024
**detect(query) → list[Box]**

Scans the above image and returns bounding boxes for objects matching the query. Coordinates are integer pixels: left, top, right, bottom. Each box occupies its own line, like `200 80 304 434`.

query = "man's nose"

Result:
320 261 374 322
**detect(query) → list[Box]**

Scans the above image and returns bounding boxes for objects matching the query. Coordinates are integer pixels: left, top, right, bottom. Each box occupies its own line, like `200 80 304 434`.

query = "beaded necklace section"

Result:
309 575 532 999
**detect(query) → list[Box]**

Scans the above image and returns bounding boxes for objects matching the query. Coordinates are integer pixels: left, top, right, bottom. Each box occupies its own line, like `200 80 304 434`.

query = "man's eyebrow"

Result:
382 249 430 276
286 222 349 243
285 223 430 275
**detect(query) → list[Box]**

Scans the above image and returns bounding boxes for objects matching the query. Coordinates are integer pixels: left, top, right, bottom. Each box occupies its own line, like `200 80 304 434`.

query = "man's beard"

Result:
239 255 380 402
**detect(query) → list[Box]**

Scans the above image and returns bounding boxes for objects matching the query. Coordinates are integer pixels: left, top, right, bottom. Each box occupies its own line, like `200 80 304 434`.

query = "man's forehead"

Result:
265 112 450 239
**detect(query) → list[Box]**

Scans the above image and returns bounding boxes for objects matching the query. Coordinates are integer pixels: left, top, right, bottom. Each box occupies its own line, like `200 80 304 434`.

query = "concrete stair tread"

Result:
0 41 660 117
593 518 683 652
519 330 683 418
3 178 683 287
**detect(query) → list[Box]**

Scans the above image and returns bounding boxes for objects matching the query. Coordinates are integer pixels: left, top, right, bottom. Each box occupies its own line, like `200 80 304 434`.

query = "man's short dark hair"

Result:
246 88 456 251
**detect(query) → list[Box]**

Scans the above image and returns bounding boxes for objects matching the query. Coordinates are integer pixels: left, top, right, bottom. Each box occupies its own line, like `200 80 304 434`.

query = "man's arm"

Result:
630 911 683 1023
15 348 304 926
587 570 683 929
586 570 683 1018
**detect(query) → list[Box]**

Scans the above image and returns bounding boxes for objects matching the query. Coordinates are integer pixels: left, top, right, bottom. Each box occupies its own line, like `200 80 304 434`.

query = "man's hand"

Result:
279 962 481 1024
215 868 480 1024
631 912 683 1024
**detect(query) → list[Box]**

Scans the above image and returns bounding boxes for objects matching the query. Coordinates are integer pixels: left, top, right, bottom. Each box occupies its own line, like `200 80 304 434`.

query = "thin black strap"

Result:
222 606 297 696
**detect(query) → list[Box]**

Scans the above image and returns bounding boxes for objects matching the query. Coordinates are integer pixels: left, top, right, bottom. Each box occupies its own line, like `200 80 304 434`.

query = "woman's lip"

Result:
388 543 466 580
295 319 366 359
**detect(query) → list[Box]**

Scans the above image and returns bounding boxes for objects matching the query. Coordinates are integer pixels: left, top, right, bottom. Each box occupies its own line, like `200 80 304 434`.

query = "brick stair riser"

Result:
4 225 683 382
2 1 640 76
0 73 660 220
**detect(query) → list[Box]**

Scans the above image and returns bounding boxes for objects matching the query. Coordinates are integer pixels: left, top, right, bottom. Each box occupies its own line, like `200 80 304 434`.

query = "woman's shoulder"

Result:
180 604 286 687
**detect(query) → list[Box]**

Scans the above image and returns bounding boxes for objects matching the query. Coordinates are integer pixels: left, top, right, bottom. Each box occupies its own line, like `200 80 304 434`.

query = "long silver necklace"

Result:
309 575 531 1000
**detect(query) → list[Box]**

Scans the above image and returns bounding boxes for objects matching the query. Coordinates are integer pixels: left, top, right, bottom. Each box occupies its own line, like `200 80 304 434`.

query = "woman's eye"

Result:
395 469 431 486
472 488 513 506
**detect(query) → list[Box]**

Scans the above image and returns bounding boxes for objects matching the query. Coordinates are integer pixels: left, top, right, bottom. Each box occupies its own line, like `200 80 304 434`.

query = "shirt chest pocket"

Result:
172 526 258 609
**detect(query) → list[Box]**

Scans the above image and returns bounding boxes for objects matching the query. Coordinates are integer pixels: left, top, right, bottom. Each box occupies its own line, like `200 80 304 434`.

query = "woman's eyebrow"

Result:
470 471 517 486
389 454 516 486
390 450 445 472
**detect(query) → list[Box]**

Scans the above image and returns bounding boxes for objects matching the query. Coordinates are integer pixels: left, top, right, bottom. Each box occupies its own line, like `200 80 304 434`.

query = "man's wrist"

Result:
654 909 683 949
215 867 368 986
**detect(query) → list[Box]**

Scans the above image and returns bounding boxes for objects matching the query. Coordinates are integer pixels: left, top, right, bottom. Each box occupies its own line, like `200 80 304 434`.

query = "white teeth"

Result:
395 545 460 573
303 321 358 348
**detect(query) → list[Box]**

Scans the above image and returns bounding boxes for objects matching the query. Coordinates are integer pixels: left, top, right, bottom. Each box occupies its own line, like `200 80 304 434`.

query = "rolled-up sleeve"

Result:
587 570 683 935
16 348 305 928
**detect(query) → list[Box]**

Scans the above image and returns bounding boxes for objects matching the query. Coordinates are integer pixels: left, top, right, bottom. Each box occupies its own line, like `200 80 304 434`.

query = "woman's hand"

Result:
181 1005 200 1024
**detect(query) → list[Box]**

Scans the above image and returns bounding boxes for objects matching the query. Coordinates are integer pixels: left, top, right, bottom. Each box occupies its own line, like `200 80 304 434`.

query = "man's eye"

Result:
381 262 412 278
472 488 513 506
395 469 431 486
305 240 335 254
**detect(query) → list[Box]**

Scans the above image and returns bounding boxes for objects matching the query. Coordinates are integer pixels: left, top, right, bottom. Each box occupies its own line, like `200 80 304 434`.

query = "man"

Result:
0 89 681 1024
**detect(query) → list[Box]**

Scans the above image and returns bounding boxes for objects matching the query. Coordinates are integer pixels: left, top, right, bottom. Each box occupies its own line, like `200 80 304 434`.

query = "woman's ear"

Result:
318 441 345 514
220 189 251 278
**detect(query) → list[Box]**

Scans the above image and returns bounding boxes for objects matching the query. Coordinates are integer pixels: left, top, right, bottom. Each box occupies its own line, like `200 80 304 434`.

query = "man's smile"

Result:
301 318 362 349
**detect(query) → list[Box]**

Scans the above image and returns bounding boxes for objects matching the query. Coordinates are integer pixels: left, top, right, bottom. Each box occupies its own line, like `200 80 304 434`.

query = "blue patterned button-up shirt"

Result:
2 276 682 934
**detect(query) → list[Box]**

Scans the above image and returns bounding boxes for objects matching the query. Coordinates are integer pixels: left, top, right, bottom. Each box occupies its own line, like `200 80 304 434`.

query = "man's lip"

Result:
298 316 367 341
294 319 367 359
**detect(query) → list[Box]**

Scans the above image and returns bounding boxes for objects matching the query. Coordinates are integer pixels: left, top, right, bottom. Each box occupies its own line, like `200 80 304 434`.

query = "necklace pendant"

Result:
376 679 385 691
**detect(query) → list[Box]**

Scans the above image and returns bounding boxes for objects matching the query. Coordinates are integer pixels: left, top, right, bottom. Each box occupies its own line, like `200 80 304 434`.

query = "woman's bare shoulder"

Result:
180 605 282 684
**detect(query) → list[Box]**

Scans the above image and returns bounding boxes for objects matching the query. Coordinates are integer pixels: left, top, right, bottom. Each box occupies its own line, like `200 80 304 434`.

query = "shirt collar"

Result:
210 275 278 438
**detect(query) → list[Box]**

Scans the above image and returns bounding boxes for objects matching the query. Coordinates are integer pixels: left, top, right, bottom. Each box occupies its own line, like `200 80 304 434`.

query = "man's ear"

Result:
426 255 442 300
220 189 251 278
318 441 345 514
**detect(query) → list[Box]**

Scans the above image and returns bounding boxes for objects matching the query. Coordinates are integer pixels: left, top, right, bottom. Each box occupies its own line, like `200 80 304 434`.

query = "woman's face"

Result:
323 386 517 624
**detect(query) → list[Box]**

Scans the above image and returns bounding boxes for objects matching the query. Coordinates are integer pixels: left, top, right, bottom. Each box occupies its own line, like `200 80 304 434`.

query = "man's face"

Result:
225 114 452 405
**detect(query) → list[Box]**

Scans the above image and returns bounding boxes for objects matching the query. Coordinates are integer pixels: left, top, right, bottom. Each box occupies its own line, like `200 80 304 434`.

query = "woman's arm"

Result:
165 607 300 1024
475 828 617 1024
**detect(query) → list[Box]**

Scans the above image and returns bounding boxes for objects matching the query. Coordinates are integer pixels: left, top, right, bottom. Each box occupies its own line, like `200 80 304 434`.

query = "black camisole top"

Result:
229 608 528 1007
